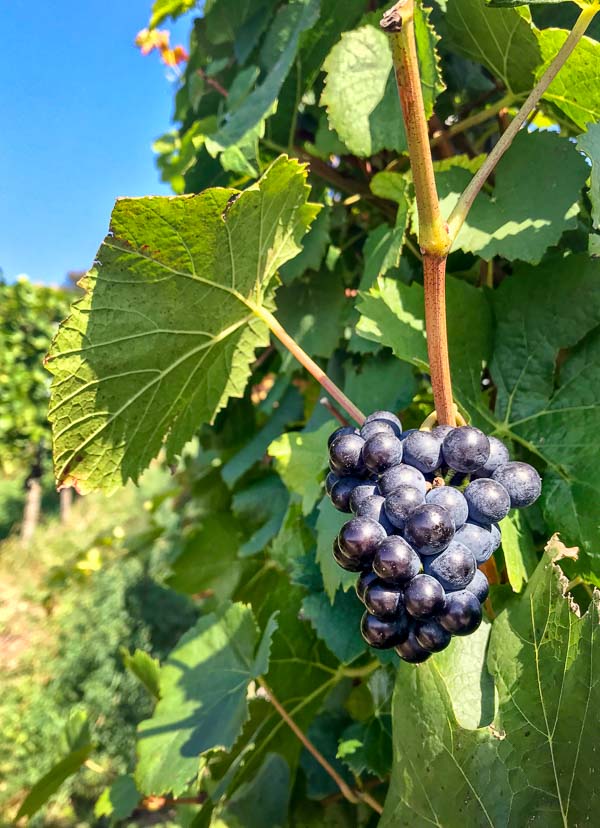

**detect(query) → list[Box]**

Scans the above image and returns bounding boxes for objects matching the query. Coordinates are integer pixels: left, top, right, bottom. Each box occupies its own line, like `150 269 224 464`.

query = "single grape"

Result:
472 436 510 479
465 569 489 603
332 537 363 572
441 426 490 473
362 433 403 474
373 536 421 583
349 483 379 514
426 486 468 529
465 478 510 524
395 628 431 663
400 428 418 441
355 495 395 534
330 477 363 512
364 410 402 437
431 424 453 440
360 419 397 441
404 574 446 619
423 541 476 591
328 425 359 448
415 619 452 653
404 504 455 555
492 462 541 509
325 471 338 496
364 581 405 619
379 464 428 497
384 486 424 528
329 433 366 477
402 430 443 474
361 611 408 649
338 517 387 567
356 570 379 603
454 521 496 564
438 590 482 635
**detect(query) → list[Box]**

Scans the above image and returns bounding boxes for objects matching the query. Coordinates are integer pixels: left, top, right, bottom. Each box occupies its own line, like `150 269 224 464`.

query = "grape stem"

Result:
257 677 383 814
447 1 600 241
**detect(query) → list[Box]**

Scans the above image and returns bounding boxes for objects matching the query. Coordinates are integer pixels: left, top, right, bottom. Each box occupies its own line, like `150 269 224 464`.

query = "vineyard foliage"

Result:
18 0 600 823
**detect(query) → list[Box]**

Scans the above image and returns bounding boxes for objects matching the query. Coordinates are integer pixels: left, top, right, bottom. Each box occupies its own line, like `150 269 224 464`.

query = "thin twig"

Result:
320 397 351 426
430 94 517 148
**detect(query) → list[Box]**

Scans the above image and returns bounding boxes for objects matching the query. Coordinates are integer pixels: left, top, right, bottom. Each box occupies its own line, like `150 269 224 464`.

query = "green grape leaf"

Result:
121 648 161 699
211 754 290 828
302 588 366 663
300 713 355 799
343 352 418 416
500 511 538 593
149 0 197 27
537 29 600 130
135 603 277 796
94 775 140 821
380 556 600 828
577 123 600 229
338 670 394 778
268 420 333 515
321 4 444 156
361 179 410 288
315 496 358 602
446 0 541 94
16 745 93 819
46 157 319 494
279 208 331 284
434 131 589 264
233 474 289 557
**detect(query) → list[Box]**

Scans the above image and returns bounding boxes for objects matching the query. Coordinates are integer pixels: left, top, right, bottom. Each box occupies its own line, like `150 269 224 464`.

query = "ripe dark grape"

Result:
378 464 427 497
404 574 446 619
363 581 405 619
355 495 395 534
364 410 402 437
362 433 403 474
349 483 379 514
332 538 363 572
329 433 366 477
384 486 424 529
404 504 455 555
373 535 421 583
330 477 363 512
360 419 397 441
424 541 476 591
465 569 489 603
328 425 359 448
454 520 497 564
325 471 338 496
395 628 431 663
415 619 452 653
431 424 453 440
361 611 408 649
338 517 387 567
438 590 482 635
402 430 443 474
472 436 510 479
442 426 490 473
492 462 541 508
356 570 379 603
426 486 468 529
465 478 510 524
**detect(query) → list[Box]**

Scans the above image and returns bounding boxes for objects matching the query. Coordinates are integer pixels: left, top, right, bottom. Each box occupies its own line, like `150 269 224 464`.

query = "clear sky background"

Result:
0 0 192 286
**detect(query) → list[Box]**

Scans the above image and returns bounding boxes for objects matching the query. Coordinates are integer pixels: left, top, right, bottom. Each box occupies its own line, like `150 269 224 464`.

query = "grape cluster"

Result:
326 411 541 663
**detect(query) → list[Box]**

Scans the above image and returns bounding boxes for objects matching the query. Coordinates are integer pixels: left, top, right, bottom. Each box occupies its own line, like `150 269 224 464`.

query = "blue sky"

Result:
0 0 192 286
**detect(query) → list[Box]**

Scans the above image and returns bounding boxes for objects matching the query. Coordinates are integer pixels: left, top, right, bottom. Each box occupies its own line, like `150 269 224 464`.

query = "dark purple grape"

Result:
402 430 443 474
465 478 510 524
349 483 379 514
329 433 366 477
415 619 452 653
438 590 482 635
431 424 453 440
423 542 476 591
338 517 387 567
395 628 431 663
356 570 379 603
492 462 541 509
364 410 402 437
328 425 359 448
332 537 363 572
384 486 425 528
472 436 510 479
454 521 497 564
404 504 455 555
364 581 405 619
373 536 421 583
362 433 403 474
330 477 363 512
426 486 468 529
400 428 418 441
465 569 489 603
355 495 395 534
325 471 338 496
441 426 490 473
379 464 427 497
360 420 397 441
361 611 408 649
404 574 446 619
